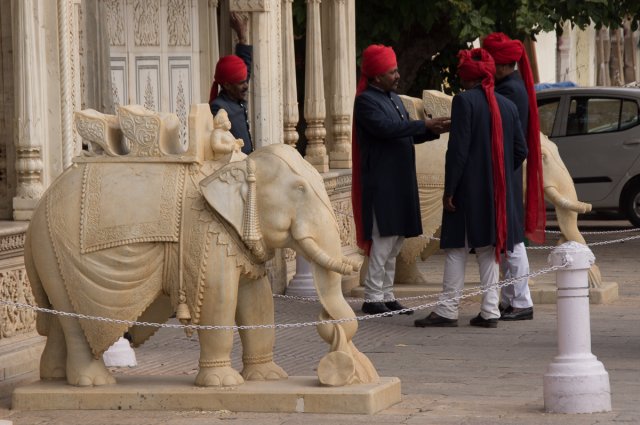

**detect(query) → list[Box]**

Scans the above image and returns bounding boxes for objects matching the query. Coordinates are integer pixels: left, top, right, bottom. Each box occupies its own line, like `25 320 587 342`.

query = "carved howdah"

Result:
24 105 376 389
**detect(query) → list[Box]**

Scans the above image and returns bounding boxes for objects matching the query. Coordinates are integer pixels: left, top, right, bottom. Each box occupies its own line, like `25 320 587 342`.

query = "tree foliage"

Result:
353 0 640 95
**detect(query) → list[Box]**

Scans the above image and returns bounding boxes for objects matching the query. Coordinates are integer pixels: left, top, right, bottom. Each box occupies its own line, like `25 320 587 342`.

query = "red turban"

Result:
208 55 248 103
352 44 398 255
483 32 546 244
458 48 506 262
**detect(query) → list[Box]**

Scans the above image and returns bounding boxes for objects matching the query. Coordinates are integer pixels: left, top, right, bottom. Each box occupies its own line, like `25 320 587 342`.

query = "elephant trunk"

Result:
544 186 592 214
296 237 358 275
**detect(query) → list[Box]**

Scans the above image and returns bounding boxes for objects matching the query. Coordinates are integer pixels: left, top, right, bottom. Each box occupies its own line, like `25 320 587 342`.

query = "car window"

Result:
537 97 560 136
567 96 639 135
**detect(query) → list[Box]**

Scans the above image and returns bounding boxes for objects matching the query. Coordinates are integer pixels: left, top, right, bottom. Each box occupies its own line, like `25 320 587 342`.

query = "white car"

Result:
537 87 640 226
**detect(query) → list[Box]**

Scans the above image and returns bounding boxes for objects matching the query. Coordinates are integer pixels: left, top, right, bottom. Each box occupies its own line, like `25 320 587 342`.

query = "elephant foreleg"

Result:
236 275 287 381
195 252 244 387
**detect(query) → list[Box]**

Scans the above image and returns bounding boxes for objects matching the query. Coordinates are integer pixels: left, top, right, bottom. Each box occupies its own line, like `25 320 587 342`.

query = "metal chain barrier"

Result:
527 233 640 250
0 262 567 331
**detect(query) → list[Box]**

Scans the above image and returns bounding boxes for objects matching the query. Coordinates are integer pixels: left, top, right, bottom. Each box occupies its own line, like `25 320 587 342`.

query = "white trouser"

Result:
435 243 500 320
500 242 533 309
363 214 404 302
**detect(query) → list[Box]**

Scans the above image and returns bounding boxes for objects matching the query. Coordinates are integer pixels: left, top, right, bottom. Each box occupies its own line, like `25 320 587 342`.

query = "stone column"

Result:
609 28 624 86
58 0 82 169
328 0 351 169
544 242 611 414
11 0 45 221
623 19 638 84
286 254 317 297
81 0 115 113
304 0 329 173
231 0 283 149
281 0 299 147
556 21 574 83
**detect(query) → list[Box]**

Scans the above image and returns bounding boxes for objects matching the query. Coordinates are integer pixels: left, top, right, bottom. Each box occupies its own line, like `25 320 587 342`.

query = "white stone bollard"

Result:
544 242 611 413
102 337 137 368
285 253 318 297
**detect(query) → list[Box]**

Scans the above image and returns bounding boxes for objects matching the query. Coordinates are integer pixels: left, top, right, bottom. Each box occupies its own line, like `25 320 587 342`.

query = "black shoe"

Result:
499 304 513 315
361 301 392 315
385 300 414 315
469 313 498 328
500 307 533 321
414 312 458 327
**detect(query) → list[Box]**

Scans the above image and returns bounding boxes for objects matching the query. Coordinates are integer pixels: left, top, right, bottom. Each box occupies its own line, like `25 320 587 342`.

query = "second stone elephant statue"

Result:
383 91 600 286
25 105 377 389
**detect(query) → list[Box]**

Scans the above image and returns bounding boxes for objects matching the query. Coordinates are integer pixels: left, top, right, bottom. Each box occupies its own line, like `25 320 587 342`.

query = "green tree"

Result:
354 0 640 95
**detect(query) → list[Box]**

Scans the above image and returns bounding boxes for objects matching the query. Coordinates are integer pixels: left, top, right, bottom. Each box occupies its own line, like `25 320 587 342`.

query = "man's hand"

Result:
443 194 456 212
425 116 451 134
230 12 248 45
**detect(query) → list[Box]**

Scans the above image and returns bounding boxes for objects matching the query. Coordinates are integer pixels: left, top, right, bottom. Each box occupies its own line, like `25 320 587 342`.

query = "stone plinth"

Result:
13 376 401 414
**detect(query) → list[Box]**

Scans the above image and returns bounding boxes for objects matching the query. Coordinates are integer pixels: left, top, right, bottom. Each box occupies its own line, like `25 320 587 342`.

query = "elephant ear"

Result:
199 160 249 237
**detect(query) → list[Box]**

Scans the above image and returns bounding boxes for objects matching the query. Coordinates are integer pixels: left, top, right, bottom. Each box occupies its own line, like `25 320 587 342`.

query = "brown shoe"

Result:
414 312 458 327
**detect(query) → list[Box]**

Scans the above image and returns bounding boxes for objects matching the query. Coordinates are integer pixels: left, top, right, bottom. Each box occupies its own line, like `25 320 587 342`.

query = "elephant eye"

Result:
297 184 305 192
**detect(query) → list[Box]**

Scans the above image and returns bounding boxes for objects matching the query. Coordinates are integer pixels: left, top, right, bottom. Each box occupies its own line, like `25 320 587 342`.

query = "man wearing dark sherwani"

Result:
483 32 546 321
414 48 527 328
352 44 450 315
209 13 254 155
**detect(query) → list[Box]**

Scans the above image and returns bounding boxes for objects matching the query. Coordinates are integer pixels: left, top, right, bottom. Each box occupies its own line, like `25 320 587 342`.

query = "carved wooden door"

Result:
106 0 202 147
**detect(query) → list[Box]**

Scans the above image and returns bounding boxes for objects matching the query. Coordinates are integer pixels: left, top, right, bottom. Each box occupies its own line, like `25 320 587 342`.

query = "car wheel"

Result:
622 181 640 227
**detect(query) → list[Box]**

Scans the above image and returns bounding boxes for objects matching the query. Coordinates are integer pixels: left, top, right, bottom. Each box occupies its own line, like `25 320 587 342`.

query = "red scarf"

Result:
483 32 546 244
208 55 248 103
352 45 397 256
457 48 506 262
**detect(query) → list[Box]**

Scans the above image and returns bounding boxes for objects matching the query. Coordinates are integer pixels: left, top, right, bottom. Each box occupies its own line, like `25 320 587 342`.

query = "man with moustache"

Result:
414 48 527 328
352 44 450 315
209 13 253 154
482 32 546 321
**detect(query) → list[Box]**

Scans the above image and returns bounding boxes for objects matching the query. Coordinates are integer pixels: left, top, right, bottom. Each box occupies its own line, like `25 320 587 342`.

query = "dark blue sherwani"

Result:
354 86 439 241
440 86 527 251
495 72 529 244
210 44 253 154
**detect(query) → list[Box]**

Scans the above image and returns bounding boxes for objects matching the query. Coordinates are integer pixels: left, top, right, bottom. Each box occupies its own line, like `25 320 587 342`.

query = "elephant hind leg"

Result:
128 294 173 346
39 316 67 380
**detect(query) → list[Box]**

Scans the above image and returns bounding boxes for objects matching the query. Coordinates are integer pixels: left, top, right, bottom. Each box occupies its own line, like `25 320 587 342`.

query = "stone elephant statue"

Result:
384 92 600 286
25 105 376 389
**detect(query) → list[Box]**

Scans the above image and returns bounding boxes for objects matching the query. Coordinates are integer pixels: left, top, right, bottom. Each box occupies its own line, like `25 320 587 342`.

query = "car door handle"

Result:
623 139 640 146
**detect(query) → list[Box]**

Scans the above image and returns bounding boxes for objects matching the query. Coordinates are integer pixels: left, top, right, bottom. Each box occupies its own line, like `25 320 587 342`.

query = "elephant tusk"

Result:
544 186 592 214
296 238 354 275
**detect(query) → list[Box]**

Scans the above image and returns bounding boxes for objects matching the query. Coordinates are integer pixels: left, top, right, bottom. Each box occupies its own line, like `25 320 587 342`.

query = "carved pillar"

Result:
595 27 611 86
198 0 219 102
328 0 351 169
556 21 574 83
623 19 638 84
609 28 624 86
304 0 328 173
81 0 115 113
11 0 45 221
231 0 283 149
281 0 299 147
58 0 82 169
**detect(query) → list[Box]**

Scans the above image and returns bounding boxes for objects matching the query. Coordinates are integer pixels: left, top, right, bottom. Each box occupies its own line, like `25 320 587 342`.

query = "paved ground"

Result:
1 217 639 424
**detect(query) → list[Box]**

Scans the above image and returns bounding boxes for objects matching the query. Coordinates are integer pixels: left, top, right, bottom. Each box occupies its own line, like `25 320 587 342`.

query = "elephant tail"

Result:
24 225 51 336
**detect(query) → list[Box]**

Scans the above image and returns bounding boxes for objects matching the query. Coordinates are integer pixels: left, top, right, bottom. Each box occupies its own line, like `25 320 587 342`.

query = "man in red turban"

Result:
414 48 527 329
209 13 253 154
352 44 449 315
483 32 544 321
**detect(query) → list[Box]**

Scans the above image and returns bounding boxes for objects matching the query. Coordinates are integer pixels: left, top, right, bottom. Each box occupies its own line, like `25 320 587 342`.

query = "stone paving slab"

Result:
1 219 639 424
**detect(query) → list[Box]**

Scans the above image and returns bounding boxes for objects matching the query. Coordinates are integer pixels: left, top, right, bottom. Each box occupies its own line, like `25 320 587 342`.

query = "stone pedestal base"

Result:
13 376 401 414
351 281 619 304
0 333 45 398
544 359 611 413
